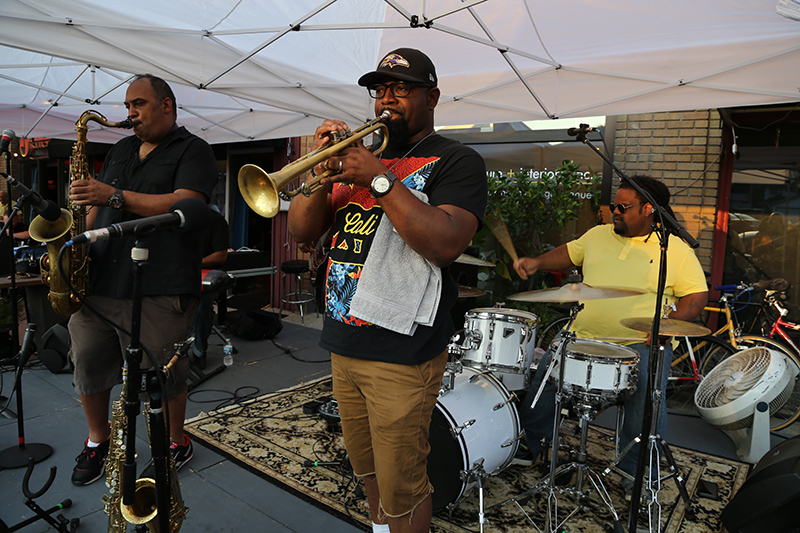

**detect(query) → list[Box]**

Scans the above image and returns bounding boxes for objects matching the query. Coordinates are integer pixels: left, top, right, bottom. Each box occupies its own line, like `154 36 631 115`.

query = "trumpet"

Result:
238 111 391 218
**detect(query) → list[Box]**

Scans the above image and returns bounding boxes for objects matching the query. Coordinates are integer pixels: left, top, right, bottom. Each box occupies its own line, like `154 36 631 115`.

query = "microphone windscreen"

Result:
40 201 63 222
170 197 211 234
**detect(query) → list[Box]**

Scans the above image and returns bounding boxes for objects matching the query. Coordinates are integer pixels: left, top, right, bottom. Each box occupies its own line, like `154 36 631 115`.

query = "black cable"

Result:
269 337 330 364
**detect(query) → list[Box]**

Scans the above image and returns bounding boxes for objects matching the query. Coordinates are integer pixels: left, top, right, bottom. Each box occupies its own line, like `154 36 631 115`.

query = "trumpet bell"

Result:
238 164 280 218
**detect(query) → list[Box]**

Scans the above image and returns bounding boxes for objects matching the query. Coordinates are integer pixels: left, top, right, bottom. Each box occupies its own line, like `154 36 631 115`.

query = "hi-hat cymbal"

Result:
507 283 646 303
458 285 486 298
455 254 494 267
620 317 711 337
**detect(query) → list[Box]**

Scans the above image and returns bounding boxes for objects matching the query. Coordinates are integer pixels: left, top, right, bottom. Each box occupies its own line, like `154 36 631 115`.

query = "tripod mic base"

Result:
0 442 53 469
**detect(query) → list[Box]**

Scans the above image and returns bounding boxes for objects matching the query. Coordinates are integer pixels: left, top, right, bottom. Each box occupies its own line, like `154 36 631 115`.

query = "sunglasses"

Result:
609 202 646 214
368 81 429 99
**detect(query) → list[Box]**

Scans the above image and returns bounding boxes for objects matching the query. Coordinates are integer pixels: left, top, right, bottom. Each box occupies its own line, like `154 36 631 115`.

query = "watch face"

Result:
109 191 123 208
374 177 391 194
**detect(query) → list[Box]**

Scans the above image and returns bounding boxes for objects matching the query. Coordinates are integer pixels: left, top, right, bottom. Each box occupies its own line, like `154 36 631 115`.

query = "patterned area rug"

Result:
185 376 749 532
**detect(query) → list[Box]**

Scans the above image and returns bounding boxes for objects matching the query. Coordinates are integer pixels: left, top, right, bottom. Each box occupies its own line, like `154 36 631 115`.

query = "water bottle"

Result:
223 343 233 366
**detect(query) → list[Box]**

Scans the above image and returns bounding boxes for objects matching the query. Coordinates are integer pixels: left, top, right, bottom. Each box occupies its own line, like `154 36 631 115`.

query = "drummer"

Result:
512 175 707 501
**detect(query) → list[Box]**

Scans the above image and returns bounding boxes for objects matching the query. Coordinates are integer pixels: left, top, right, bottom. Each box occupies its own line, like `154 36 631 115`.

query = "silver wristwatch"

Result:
370 171 397 198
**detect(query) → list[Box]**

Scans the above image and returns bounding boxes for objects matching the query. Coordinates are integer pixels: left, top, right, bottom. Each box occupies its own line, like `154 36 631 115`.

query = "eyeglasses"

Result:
609 202 645 214
368 81 428 99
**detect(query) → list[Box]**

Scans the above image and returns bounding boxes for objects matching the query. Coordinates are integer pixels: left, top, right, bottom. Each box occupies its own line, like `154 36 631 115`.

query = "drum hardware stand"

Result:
488 304 584 532
573 125 700 531
442 342 463 392
460 459 490 533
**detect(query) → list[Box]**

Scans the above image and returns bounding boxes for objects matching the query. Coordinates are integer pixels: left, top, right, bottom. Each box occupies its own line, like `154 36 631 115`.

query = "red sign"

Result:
19 137 51 158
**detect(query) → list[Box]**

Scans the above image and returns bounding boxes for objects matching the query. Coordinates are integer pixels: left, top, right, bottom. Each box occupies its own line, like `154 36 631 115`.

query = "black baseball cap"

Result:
358 48 438 88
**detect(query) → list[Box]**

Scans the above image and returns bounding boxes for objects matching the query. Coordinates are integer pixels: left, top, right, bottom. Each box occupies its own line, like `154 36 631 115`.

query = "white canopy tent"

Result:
0 0 798 145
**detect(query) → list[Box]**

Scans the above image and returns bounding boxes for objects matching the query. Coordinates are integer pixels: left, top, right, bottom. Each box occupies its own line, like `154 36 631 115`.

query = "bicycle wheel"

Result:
668 335 736 411
737 335 800 431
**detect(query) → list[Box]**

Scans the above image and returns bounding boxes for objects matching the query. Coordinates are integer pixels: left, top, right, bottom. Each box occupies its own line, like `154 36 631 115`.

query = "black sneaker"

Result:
140 434 194 480
511 442 534 466
71 438 110 486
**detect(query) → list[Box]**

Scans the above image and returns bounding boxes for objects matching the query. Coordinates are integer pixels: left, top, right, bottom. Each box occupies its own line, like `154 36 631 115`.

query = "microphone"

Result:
0 129 14 153
0 172 62 221
567 124 597 136
69 197 211 245
16 324 37 375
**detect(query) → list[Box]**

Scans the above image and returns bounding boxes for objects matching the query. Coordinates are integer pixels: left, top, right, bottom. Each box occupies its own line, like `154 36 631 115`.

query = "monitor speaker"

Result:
722 434 800 532
39 324 70 374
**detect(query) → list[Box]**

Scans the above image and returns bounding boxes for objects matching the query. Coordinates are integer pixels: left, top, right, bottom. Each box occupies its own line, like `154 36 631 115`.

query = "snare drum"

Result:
428 367 520 511
550 338 639 401
458 307 539 379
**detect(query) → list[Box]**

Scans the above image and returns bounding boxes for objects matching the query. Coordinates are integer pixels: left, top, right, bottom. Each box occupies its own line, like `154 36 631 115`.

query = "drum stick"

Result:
595 336 646 342
485 208 518 262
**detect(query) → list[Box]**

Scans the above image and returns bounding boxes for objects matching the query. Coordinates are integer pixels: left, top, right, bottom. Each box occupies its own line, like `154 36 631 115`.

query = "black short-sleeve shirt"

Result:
89 125 218 298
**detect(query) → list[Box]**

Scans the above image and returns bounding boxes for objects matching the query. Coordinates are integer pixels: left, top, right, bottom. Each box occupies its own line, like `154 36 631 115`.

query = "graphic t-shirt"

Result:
319 133 487 365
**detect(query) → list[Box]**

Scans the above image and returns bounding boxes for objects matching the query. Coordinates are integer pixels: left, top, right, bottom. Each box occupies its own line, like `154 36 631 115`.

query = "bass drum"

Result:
427 367 520 512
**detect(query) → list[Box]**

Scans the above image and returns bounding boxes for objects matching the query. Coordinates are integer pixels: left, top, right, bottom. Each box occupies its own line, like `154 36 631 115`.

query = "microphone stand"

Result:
2 161 22 358
120 234 172 533
572 127 697 531
0 324 53 468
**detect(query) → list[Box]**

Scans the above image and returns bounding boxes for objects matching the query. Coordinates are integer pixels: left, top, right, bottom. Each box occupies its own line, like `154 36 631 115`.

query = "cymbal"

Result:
620 317 711 337
458 285 486 298
507 283 647 303
455 254 494 267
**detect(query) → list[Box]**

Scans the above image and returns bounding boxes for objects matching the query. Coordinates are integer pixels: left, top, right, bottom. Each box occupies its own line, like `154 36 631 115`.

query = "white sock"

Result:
372 523 390 533
86 438 103 448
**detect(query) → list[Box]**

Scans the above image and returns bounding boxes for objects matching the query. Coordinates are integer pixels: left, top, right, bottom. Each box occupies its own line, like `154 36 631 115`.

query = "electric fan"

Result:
695 346 796 463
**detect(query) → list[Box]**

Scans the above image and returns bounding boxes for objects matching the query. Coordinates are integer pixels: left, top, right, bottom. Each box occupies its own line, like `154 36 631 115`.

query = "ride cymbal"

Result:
620 317 711 337
457 285 486 298
507 283 646 303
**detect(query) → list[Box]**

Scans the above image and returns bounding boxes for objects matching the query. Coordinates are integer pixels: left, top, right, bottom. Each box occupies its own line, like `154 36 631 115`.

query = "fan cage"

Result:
695 346 793 430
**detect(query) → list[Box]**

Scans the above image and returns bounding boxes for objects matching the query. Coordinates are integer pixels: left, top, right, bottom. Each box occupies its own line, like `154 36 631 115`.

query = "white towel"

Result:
349 190 441 336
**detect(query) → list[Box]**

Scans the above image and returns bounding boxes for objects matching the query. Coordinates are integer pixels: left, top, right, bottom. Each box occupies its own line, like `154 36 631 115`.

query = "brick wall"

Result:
612 110 723 272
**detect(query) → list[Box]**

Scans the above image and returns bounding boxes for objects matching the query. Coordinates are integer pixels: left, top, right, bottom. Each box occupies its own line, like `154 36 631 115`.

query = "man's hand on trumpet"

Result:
309 120 387 189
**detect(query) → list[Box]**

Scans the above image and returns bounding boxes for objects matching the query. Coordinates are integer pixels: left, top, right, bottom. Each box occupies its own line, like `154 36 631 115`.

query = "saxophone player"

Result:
67 75 217 486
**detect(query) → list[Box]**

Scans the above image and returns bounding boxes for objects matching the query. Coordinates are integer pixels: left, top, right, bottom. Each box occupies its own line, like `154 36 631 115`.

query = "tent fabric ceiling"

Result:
0 0 798 145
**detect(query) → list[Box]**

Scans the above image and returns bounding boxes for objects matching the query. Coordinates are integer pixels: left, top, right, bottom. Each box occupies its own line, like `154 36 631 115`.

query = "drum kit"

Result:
429 277 710 532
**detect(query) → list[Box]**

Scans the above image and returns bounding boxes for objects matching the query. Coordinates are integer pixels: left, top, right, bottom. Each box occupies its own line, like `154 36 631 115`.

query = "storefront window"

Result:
720 104 800 322
726 168 800 320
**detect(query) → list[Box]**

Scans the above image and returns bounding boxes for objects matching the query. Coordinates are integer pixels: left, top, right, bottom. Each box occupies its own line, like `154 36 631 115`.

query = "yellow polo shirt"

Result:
566 224 707 344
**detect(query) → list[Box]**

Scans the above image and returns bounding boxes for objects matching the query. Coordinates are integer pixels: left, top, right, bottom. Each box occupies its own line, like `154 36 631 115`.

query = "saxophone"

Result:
102 362 189 532
29 110 133 316
102 365 131 532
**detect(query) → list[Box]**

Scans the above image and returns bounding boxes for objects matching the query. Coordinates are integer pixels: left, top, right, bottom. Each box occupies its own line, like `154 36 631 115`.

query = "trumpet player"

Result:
67 75 217 486
288 48 487 533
